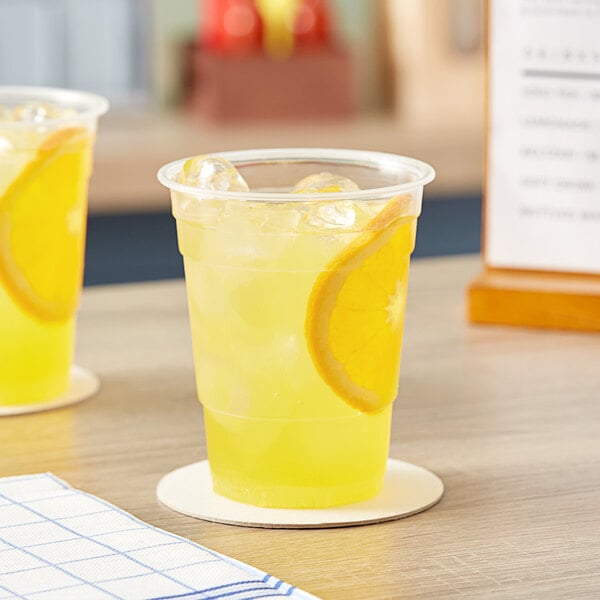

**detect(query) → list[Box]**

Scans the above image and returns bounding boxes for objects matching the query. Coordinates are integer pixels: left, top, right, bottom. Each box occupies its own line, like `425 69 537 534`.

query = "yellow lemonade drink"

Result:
159 149 435 508
0 88 107 409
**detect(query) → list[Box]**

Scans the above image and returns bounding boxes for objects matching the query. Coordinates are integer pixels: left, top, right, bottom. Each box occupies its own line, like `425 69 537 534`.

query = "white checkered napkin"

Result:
0 474 319 600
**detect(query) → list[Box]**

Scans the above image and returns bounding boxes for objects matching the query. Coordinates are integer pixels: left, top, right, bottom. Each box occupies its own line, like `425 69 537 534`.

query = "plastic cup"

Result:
158 149 435 508
0 87 108 410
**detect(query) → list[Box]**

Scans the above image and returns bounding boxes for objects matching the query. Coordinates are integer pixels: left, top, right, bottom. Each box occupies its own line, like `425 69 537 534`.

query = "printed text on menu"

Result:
486 0 600 272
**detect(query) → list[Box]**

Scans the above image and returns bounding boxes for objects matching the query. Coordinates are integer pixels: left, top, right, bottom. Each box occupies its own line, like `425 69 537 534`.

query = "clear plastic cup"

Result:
0 87 108 409
158 148 435 508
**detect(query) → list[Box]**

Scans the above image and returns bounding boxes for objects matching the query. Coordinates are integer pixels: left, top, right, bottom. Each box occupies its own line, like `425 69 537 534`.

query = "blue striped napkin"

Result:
0 473 318 600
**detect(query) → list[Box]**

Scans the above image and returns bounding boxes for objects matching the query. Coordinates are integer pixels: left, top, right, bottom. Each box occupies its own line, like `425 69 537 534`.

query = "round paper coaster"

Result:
0 366 100 416
157 459 444 529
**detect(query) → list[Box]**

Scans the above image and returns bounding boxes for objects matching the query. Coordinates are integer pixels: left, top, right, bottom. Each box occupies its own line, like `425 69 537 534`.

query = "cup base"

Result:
157 458 444 529
0 366 100 416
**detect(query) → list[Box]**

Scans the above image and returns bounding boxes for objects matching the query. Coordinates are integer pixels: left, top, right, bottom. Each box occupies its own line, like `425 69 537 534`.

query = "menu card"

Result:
486 0 600 273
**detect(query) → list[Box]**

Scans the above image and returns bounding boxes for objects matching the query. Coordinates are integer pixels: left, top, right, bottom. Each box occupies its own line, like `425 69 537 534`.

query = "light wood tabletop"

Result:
2 255 600 599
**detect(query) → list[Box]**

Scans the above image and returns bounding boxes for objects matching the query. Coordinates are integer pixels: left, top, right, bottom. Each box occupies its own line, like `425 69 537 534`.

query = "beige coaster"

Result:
157 459 444 529
0 366 100 416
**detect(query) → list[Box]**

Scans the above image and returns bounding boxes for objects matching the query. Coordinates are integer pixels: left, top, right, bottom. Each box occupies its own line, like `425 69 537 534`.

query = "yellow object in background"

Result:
256 0 299 58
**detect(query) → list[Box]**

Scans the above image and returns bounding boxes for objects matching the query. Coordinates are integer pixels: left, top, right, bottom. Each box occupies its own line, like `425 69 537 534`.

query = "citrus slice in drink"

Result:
0 127 92 322
305 196 415 413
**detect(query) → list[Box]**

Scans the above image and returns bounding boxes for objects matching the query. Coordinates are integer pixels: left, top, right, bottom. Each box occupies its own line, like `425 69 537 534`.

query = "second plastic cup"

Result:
0 87 108 410
159 148 434 508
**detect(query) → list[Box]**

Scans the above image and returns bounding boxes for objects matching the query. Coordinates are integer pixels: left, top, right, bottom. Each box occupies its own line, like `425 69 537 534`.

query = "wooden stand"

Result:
185 45 354 122
468 269 600 332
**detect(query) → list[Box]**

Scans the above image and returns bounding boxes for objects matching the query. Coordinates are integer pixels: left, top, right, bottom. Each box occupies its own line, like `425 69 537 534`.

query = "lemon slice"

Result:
305 196 416 412
0 127 92 322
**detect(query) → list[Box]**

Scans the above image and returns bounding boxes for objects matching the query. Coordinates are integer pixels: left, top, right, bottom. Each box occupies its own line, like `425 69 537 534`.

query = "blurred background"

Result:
0 0 485 285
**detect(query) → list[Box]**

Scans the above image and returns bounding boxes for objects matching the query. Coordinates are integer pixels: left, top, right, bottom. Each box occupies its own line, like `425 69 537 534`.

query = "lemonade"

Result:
0 88 107 409
159 149 435 508
0 285 75 407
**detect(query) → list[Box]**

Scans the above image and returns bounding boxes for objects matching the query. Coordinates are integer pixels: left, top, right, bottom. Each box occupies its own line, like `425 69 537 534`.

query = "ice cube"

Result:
178 155 249 192
305 202 356 229
176 196 224 225
12 102 67 123
261 205 302 233
293 172 360 194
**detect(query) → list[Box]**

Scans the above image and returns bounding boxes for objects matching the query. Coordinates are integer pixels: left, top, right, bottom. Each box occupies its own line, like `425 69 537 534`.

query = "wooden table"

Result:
2 255 600 599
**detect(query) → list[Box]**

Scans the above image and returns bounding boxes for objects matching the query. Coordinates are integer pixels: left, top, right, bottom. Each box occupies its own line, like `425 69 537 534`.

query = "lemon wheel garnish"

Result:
0 127 92 322
305 197 415 413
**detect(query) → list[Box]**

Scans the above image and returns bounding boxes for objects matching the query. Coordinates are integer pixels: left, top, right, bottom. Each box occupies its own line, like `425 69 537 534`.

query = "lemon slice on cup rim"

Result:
305 195 419 413
0 126 92 322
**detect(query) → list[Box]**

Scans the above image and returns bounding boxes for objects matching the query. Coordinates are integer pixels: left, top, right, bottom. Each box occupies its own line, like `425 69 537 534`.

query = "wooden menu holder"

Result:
468 269 600 332
467 1 600 332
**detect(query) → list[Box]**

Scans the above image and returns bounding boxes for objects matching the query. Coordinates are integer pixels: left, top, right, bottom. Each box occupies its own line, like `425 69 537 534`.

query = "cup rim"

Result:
0 86 109 128
157 148 436 202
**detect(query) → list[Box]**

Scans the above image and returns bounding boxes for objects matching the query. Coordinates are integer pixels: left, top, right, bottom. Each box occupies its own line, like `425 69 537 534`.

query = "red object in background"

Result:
199 0 263 55
200 0 221 50
292 0 331 50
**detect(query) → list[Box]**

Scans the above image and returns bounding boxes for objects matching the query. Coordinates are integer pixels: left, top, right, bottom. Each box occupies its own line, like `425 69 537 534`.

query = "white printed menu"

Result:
486 0 600 273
